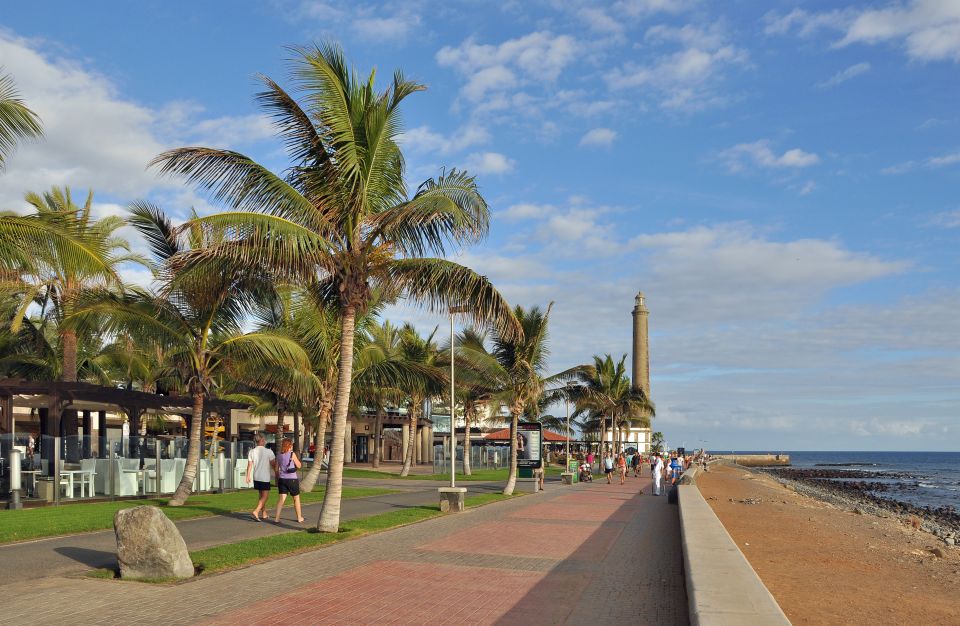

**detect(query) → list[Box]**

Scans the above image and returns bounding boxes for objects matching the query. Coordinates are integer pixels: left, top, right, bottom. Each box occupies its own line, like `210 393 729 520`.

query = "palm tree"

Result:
70 202 314 505
8 187 143 382
455 304 553 495
0 69 42 169
447 327 497 476
150 42 517 531
397 324 443 477
566 354 654 455
353 320 407 469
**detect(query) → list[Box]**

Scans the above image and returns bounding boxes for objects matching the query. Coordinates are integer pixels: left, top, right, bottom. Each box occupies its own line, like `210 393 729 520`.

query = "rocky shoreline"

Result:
752 466 959 547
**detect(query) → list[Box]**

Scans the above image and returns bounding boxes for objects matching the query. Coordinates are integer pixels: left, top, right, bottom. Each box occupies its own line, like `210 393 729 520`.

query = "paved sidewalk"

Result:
0 479 503 585
0 475 688 625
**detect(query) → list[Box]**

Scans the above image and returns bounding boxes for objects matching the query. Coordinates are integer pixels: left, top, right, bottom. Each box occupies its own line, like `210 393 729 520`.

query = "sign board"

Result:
517 421 543 469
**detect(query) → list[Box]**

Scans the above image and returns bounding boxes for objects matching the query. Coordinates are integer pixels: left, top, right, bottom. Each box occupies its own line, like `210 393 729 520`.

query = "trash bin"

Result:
37 478 55 502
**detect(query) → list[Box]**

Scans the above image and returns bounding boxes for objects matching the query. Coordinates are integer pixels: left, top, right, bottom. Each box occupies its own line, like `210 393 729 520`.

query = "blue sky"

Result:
1 1 958 450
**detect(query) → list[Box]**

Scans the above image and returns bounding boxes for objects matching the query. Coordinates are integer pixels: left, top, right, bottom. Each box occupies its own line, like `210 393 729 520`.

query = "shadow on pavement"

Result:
53 546 116 569
494 482 689 625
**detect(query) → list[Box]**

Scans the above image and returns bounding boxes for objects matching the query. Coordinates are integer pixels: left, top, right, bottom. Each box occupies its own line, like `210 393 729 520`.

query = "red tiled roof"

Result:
484 427 570 442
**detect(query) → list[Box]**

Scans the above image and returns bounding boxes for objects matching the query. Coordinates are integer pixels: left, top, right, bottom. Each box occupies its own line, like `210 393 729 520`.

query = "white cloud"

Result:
614 0 697 18
606 24 748 110
579 127 618 147
798 181 816 195
765 1 960 63
188 114 275 146
578 7 624 35
461 65 517 102
411 197 941 449
628 225 908 325
882 150 960 174
762 8 853 38
0 32 277 212
437 32 577 102
928 208 960 227
463 151 515 174
296 1 422 42
353 14 421 41
816 62 871 88
398 124 490 155
0 33 166 209
840 0 960 62
499 202 553 222
718 140 820 173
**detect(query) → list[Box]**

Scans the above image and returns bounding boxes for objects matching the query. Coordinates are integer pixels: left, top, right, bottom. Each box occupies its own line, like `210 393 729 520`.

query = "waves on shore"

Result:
761 467 960 538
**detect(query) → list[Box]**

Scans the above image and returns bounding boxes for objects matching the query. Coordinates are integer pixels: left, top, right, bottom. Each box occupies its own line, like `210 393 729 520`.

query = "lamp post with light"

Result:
448 305 470 490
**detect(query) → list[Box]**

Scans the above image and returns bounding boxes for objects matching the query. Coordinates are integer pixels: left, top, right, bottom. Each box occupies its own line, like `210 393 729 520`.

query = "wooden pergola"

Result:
0 378 246 466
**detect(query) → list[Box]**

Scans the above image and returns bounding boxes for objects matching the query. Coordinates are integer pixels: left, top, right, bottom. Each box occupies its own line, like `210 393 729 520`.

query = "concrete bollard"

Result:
8 449 23 509
438 487 466 512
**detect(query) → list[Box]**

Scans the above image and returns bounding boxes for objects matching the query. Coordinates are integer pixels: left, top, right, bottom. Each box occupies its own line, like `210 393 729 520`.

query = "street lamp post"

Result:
449 305 470 489
564 381 576 468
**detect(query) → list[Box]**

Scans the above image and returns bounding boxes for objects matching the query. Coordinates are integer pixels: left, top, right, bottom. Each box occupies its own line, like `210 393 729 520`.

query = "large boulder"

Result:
114 505 193 579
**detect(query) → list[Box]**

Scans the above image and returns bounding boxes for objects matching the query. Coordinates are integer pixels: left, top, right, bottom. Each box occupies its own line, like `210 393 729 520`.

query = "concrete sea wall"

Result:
677 463 791 625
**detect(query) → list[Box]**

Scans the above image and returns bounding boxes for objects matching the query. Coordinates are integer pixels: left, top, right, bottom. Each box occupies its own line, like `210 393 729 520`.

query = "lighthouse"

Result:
631 291 653 452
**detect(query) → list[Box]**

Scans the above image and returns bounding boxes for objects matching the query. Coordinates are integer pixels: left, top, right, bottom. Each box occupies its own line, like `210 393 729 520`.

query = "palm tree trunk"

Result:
462 408 472 476
300 419 311 458
503 407 520 495
600 418 607 457
293 410 301 458
276 402 285 446
62 328 78 382
399 406 418 477
317 305 356 533
169 389 203 506
371 406 384 469
299 403 329 493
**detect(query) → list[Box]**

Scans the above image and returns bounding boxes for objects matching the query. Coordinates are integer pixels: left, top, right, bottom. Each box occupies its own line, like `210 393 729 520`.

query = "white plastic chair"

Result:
194 459 211 491
233 459 250 489
112 460 139 496
79 458 97 498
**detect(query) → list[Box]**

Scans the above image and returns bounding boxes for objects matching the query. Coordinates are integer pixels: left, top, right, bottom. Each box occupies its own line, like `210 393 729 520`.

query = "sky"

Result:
1 1 958 451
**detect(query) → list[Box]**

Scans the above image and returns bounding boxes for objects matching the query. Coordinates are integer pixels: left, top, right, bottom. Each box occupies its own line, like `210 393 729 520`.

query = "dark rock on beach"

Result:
757 467 960 541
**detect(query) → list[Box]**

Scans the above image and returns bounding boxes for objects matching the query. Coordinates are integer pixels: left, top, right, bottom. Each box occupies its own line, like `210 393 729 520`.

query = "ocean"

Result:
712 450 960 512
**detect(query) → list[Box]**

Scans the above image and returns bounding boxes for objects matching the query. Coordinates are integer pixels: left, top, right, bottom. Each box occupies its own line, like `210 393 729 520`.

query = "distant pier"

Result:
715 454 790 467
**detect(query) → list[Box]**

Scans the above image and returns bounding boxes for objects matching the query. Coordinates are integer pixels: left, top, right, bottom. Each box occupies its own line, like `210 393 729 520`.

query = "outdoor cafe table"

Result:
60 469 96 498
120 467 147 496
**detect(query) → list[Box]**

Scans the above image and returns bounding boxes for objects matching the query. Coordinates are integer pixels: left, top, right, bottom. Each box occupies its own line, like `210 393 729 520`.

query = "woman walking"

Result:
617 453 627 485
273 439 305 523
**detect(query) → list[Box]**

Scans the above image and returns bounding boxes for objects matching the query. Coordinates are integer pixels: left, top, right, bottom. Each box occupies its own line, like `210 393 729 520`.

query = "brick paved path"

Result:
0 480 502 585
0 475 688 625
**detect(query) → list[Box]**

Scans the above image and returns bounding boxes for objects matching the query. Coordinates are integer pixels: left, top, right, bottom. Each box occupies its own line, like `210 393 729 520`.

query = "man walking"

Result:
653 452 665 496
246 434 276 521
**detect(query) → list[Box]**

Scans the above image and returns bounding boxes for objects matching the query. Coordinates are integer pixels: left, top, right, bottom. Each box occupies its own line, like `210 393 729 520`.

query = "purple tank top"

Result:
278 452 297 479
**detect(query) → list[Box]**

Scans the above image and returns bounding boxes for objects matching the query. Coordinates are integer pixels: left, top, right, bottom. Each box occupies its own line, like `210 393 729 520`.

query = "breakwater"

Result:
714 454 790 467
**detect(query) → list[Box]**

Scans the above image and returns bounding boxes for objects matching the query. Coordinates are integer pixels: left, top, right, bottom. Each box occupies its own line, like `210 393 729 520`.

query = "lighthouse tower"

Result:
631 291 653 452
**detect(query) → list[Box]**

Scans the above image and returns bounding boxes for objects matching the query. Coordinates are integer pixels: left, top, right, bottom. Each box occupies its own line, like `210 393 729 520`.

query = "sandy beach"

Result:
696 464 959 625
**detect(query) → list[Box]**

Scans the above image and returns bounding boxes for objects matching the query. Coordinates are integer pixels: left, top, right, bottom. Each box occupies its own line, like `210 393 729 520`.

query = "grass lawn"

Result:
0 486 396 545
189 492 519 575
341 466 565 481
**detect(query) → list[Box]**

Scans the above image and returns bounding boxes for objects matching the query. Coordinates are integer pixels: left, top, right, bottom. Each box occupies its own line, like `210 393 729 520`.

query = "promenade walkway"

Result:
0 479 503 585
0 474 688 625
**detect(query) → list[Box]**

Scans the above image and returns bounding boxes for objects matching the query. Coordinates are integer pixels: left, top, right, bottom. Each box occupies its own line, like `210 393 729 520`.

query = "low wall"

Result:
713 454 790 467
678 464 791 625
